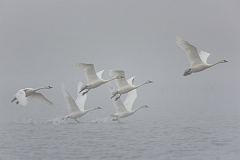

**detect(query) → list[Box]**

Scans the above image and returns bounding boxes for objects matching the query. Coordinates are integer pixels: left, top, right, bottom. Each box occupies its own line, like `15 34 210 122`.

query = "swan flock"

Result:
11 37 228 122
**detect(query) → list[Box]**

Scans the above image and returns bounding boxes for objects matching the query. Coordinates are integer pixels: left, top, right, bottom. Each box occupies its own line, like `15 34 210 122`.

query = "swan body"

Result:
112 105 149 121
110 70 153 100
111 77 149 121
11 86 53 106
176 37 228 76
61 82 102 123
77 63 122 95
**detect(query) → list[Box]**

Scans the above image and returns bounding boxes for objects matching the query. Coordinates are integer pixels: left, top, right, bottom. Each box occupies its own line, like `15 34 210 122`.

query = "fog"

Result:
0 0 239 123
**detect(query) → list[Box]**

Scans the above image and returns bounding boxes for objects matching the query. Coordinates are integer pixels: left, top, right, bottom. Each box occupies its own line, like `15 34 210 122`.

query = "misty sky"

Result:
0 0 239 123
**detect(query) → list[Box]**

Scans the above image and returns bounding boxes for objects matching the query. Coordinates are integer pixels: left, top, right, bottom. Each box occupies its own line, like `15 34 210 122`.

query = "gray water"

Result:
1 116 240 160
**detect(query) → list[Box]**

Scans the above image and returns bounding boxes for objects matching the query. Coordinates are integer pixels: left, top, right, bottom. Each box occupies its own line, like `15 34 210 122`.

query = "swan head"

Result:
64 115 70 119
183 68 192 76
220 60 228 63
139 105 149 109
142 105 149 108
48 86 53 89
145 80 153 84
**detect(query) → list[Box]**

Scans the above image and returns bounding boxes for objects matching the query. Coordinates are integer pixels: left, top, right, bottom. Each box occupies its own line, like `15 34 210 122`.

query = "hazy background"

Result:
0 0 239 123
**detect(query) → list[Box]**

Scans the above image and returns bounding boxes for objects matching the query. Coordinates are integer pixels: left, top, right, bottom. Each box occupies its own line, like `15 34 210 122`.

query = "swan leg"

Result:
74 119 80 123
11 97 17 103
79 86 87 93
79 89 84 93
115 94 121 101
82 89 89 95
110 94 116 99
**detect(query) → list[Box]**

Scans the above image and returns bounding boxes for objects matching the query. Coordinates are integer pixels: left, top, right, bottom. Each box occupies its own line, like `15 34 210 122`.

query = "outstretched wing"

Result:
77 63 100 84
112 98 128 113
199 51 210 64
30 92 53 105
124 77 137 112
75 81 87 112
61 84 80 114
16 89 28 106
110 70 130 89
176 36 202 66
96 70 104 81
127 76 135 87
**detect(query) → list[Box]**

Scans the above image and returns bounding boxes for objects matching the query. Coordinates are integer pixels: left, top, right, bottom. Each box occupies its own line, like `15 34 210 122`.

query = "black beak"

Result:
183 72 188 76
11 97 17 103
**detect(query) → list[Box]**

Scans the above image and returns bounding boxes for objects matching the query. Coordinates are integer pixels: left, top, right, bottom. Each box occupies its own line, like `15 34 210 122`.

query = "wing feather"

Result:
110 70 130 89
112 98 128 113
176 36 202 66
124 77 137 112
61 84 80 113
96 70 104 80
30 92 53 105
199 51 210 64
75 81 87 112
78 63 100 83
16 89 28 106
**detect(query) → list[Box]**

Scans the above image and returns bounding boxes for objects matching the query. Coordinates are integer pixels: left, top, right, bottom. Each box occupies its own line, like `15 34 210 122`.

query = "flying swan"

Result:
110 70 153 101
11 86 53 106
77 63 123 95
111 77 149 121
61 82 102 123
176 36 228 76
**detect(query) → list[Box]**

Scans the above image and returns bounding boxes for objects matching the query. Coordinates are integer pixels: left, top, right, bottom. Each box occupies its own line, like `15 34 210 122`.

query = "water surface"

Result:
1 117 240 160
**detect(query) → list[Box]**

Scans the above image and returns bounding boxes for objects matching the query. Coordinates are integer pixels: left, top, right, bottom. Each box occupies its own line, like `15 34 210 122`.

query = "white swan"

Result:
77 63 122 95
61 82 102 123
11 86 53 106
111 77 149 121
176 36 228 76
110 70 153 101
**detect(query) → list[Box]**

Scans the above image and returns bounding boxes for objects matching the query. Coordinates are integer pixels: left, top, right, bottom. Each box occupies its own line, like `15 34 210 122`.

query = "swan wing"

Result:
112 98 128 113
30 92 53 105
110 70 130 89
96 70 104 81
199 51 210 64
78 63 100 84
61 84 80 113
16 89 28 106
75 81 87 112
176 36 202 66
124 77 137 112
127 76 135 87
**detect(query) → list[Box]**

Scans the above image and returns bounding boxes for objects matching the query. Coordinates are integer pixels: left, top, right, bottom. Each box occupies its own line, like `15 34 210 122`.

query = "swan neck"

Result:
33 87 46 92
210 60 225 67
33 86 51 92
106 77 117 83
136 82 148 88
86 107 99 112
134 106 145 113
